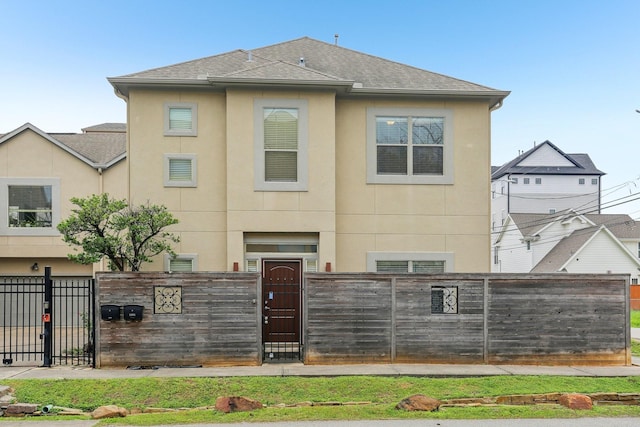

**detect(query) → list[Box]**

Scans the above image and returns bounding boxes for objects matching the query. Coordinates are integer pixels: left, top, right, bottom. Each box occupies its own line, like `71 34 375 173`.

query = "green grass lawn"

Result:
632 310 640 328
4 376 640 425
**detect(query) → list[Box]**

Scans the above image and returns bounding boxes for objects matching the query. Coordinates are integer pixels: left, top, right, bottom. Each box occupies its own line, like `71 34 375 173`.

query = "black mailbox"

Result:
123 305 144 321
100 305 120 321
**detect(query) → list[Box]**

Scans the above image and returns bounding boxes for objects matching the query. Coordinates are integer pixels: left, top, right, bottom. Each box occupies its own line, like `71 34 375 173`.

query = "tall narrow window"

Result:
264 108 298 182
254 99 308 191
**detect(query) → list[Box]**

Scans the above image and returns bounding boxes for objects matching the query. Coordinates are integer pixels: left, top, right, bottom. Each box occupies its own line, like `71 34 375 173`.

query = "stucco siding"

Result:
335 99 491 272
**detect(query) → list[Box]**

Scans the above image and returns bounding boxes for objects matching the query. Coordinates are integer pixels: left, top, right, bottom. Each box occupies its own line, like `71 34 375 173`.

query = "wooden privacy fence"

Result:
95 272 630 367
304 273 630 366
95 272 260 368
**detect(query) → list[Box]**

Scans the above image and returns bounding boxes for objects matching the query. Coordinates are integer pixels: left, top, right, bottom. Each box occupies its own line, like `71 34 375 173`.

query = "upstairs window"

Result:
9 185 52 228
264 108 298 182
164 154 197 187
254 99 308 191
0 178 60 236
367 108 453 184
579 178 585 185
164 102 197 136
592 178 598 185
523 178 530 184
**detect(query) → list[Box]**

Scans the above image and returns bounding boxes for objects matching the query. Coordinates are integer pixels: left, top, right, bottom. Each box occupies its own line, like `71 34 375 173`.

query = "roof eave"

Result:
107 77 213 96
349 88 510 106
207 76 355 92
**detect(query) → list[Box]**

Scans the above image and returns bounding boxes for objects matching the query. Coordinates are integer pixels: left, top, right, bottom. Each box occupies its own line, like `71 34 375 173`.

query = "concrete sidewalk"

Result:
2 360 640 381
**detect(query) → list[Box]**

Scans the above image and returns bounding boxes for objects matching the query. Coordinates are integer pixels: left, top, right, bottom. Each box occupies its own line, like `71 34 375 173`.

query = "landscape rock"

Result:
559 393 592 410
396 394 441 411
4 403 38 415
215 396 263 413
91 405 128 419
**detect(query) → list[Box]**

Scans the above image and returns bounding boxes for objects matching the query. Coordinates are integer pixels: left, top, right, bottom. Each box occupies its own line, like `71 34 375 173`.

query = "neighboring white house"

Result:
491 141 605 232
492 209 640 283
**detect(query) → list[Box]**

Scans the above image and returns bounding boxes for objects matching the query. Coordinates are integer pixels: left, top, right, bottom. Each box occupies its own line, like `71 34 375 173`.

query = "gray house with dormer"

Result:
491 140 605 233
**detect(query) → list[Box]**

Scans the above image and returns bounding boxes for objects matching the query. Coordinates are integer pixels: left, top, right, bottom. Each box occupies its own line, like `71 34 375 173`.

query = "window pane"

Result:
412 117 443 145
246 244 317 253
413 260 445 273
169 158 193 181
264 108 298 150
377 146 407 174
265 151 297 181
169 108 192 130
376 117 408 144
8 185 52 227
413 146 443 174
376 260 409 272
169 258 193 272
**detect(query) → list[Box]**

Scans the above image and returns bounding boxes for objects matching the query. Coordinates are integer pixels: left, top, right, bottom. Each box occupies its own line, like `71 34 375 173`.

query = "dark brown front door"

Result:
262 259 301 361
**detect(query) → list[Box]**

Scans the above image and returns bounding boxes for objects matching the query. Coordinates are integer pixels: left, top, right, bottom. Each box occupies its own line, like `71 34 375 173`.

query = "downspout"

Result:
598 175 602 214
507 174 511 213
112 86 130 203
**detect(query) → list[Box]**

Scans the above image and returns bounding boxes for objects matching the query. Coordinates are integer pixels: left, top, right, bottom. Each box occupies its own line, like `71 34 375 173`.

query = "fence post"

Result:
42 266 53 367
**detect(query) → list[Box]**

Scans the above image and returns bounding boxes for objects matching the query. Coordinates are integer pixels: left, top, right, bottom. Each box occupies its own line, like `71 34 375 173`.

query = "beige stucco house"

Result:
106 37 508 276
0 123 126 275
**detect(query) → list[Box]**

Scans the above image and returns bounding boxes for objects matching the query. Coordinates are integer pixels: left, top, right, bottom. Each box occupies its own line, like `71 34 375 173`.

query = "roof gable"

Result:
516 142 575 167
0 123 125 169
492 140 605 180
532 225 640 272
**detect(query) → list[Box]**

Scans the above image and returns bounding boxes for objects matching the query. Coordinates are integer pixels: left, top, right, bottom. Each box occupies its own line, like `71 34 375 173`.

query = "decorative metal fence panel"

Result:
1 268 94 367
0 275 45 365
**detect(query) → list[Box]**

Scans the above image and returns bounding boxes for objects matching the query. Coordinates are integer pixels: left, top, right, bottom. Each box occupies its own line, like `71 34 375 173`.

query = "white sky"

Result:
2 0 639 215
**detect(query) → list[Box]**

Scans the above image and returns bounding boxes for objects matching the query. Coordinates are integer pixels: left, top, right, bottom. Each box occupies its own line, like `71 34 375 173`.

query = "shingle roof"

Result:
585 214 640 239
509 211 640 240
82 123 126 133
109 37 509 106
53 131 126 165
0 123 126 168
530 227 600 272
509 213 552 237
491 140 605 180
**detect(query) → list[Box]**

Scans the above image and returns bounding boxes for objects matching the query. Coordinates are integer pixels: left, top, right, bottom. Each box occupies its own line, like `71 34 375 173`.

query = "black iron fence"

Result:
1 267 94 367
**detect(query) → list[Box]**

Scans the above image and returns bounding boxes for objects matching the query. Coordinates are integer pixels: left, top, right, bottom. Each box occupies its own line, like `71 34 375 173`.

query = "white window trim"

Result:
366 252 454 272
164 102 198 136
253 98 308 191
163 153 197 187
366 107 454 185
0 178 61 236
164 253 198 272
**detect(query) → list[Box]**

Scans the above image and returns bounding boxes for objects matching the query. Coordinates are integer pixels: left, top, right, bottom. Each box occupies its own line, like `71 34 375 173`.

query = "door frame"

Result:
261 258 303 361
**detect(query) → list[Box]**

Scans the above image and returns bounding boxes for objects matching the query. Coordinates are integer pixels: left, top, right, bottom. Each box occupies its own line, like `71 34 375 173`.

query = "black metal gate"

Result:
1 267 95 367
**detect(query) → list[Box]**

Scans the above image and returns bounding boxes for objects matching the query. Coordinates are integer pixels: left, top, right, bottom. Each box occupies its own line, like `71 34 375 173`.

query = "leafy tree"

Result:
57 194 180 271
